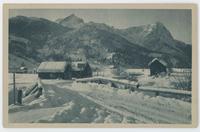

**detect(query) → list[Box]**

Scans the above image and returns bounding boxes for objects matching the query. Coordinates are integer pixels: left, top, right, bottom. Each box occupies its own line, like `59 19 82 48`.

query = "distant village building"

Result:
37 61 72 79
148 58 167 76
72 61 92 78
37 61 92 79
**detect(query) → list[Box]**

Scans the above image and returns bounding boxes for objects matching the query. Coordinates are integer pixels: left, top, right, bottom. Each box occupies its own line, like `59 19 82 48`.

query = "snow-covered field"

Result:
126 68 191 90
8 73 191 124
94 68 191 90
9 73 38 90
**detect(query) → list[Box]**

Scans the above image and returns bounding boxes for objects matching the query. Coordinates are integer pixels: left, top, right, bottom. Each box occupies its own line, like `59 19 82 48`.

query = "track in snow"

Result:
9 80 191 124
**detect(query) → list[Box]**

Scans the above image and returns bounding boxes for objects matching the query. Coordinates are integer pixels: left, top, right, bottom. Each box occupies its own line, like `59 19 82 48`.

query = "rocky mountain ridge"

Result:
9 15 191 70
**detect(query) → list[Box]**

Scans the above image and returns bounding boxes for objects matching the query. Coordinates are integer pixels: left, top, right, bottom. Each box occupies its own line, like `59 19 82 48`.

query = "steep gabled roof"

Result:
148 58 167 67
37 61 68 73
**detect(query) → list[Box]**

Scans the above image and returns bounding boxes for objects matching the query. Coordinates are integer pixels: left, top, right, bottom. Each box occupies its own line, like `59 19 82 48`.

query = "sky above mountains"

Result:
9 9 191 44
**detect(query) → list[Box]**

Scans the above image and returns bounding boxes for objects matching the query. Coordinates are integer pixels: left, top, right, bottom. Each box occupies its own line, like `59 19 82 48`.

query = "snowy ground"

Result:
94 68 191 90
9 73 38 90
8 73 191 124
126 68 191 90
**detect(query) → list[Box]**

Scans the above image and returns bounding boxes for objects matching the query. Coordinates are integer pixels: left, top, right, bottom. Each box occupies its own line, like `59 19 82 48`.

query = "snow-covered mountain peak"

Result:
58 14 84 28
140 22 174 41
142 24 156 34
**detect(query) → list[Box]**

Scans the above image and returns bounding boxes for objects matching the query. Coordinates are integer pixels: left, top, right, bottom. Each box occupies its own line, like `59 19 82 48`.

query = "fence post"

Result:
17 90 23 104
13 73 16 105
155 91 159 96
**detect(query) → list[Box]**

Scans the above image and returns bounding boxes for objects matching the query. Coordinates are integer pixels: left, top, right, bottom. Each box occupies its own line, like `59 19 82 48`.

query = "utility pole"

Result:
13 72 16 105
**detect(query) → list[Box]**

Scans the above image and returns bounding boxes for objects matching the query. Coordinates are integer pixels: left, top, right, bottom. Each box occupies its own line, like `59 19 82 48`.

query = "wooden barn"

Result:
148 58 167 76
71 61 92 78
37 61 72 79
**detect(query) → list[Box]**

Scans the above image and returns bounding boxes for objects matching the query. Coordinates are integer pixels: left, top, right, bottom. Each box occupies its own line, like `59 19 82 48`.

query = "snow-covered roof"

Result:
148 58 167 67
37 61 68 73
20 66 27 70
72 61 88 71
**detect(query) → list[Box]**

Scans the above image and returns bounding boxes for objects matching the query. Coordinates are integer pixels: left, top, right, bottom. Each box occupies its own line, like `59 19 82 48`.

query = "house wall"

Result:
72 63 92 78
84 64 92 77
37 63 92 79
149 61 166 76
72 71 83 78
63 65 72 79
38 72 65 79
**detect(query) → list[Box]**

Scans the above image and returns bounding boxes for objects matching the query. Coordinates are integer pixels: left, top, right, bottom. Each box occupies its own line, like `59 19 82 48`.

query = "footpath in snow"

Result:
9 80 191 124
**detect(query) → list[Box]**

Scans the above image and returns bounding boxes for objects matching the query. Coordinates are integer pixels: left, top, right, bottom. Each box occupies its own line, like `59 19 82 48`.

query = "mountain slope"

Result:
41 23 155 67
9 16 71 49
9 15 192 70
120 22 185 54
119 22 191 67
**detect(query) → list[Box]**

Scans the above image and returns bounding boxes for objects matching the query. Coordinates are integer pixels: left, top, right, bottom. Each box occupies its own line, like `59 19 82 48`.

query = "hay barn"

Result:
37 61 72 79
37 61 92 79
148 58 167 76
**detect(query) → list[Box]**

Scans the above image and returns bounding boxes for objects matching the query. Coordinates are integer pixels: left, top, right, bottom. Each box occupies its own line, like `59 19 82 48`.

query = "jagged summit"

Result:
58 14 84 28
122 21 175 48
63 14 84 22
154 21 174 39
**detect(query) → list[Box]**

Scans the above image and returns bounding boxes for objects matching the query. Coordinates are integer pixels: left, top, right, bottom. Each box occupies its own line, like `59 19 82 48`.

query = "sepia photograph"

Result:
3 4 197 127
